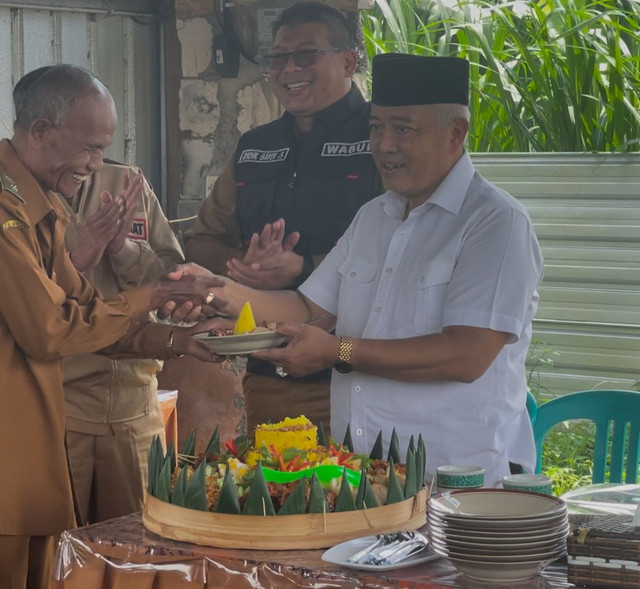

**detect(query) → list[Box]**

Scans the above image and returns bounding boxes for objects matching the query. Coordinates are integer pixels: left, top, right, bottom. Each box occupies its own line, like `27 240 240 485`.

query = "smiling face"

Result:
269 21 356 131
369 104 469 209
30 87 117 197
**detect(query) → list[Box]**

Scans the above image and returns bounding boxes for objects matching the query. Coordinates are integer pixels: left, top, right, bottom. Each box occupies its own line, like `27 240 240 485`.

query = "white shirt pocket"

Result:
414 260 455 333
338 260 379 330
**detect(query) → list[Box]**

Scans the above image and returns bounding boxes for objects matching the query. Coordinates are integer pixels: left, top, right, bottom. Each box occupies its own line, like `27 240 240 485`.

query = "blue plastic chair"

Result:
533 389 640 484
526 390 538 427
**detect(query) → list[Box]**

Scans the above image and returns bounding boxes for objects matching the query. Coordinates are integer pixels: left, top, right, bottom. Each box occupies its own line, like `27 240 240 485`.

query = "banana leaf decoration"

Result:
213 465 241 514
369 430 384 460
184 459 208 511
385 457 405 505
317 421 327 447
342 423 354 452
334 468 356 512
179 429 197 467
147 435 163 494
205 425 220 456
155 454 173 503
416 434 426 487
387 428 401 464
403 447 417 499
243 461 276 516
308 472 326 514
355 468 379 509
170 464 189 506
166 439 177 473
277 478 308 515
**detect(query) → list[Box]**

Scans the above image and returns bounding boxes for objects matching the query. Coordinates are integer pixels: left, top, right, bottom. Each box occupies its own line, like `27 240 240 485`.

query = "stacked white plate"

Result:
427 488 569 583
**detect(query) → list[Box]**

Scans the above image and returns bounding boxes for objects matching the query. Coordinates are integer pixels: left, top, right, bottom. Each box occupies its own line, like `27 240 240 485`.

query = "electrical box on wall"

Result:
254 0 289 53
214 33 240 77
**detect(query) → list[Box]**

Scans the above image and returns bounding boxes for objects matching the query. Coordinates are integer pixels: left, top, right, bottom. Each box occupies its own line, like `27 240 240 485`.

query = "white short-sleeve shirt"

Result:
299 152 543 486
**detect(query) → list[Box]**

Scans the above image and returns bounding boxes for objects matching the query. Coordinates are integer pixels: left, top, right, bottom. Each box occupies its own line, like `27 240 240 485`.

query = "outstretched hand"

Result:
156 263 228 323
252 322 338 377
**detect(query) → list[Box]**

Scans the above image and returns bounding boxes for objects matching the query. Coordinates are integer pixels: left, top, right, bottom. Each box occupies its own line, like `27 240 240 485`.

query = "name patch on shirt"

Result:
238 148 290 164
321 141 371 156
128 217 148 240
2 219 29 231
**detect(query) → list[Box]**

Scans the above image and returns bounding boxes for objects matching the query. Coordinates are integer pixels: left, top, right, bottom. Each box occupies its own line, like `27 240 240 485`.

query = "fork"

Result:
347 533 397 564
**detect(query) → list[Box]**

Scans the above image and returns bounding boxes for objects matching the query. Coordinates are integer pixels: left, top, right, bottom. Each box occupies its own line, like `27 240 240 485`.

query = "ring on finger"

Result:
205 291 215 305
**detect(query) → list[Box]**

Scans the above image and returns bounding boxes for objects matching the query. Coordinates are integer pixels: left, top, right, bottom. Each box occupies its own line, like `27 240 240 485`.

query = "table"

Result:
50 513 575 589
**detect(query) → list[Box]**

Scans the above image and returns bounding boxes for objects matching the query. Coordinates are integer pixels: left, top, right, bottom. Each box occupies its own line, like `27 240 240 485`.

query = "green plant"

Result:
540 420 595 494
362 0 640 152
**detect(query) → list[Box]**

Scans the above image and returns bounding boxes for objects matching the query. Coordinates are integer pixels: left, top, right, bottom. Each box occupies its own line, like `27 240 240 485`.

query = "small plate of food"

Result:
194 302 286 355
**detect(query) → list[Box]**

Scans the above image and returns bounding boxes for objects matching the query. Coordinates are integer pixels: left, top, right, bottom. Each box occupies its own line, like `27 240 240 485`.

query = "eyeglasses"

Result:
260 48 346 71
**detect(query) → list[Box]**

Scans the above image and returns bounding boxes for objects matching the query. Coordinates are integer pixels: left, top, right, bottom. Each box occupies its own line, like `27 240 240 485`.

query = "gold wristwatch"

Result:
334 336 354 374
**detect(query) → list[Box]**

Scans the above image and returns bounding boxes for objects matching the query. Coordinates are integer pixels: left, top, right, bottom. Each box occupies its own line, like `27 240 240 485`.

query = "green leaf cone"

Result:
205 425 220 456
166 439 176 473
404 447 417 499
334 468 356 512
170 465 189 507
184 459 208 511
369 430 384 460
342 424 354 452
408 434 415 454
155 455 172 503
416 434 427 488
317 421 327 447
308 472 327 514
278 478 308 515
147 435 163 494
243 462 276 516
355 468 379 509
213 464 241 514
385 458 405 505
179 429 197 467
387 428 401 464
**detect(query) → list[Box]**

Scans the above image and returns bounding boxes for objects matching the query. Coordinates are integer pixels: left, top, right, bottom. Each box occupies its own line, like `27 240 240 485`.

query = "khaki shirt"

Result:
0 140 173 535
61 162 184 429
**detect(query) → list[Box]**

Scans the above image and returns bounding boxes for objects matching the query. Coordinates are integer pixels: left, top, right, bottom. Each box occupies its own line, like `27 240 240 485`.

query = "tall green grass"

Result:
362 0 640 152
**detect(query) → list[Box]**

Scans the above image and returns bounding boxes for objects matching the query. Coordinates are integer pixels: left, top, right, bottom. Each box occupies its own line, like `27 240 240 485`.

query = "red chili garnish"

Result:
224 439 239 456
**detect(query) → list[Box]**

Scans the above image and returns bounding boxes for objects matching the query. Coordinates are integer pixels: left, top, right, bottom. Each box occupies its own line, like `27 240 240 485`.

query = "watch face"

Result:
334 361 353 374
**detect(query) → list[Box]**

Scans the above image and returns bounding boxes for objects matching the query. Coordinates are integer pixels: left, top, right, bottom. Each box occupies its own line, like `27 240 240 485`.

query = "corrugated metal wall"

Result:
0 2 163 205
474 153 640 397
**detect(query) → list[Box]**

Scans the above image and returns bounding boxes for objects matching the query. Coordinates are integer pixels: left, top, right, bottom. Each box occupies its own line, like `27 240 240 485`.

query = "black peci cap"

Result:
371 54 469 107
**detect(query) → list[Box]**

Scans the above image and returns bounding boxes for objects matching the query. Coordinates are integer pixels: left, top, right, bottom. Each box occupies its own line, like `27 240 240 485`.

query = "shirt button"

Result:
356 428 363 436
354 385 361 392
386 267 392 273
374 306 381 313
350 271 356 277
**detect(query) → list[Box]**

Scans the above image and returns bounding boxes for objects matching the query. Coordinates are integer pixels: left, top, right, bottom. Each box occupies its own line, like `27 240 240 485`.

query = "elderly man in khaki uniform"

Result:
0 64 223 589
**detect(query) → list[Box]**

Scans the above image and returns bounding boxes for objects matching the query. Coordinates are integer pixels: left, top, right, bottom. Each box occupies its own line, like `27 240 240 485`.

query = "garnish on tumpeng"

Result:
233 301 257 334
150 418 426 516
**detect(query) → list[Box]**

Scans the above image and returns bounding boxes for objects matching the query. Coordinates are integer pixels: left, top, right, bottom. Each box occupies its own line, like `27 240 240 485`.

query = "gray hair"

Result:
431 103 470 128
13 64 106 130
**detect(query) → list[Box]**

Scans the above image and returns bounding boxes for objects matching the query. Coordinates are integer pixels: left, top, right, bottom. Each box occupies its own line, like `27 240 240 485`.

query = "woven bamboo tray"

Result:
568 515 640 588
143 487 428 550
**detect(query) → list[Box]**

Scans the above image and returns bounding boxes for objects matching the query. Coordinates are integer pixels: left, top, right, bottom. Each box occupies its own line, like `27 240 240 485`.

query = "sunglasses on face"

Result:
260 48 346 71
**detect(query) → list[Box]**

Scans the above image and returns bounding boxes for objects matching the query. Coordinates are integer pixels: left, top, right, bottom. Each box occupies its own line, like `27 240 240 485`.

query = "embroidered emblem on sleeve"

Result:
128 217 148 240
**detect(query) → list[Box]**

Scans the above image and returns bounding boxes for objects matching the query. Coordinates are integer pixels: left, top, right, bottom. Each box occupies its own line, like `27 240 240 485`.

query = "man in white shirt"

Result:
172 54 543 486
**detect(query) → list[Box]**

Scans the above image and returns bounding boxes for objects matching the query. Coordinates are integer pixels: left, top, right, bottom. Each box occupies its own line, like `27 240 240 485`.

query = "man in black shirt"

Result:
185 2 381 434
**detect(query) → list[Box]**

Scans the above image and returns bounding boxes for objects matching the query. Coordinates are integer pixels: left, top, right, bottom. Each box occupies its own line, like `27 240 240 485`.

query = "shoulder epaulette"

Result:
0 174 26 204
